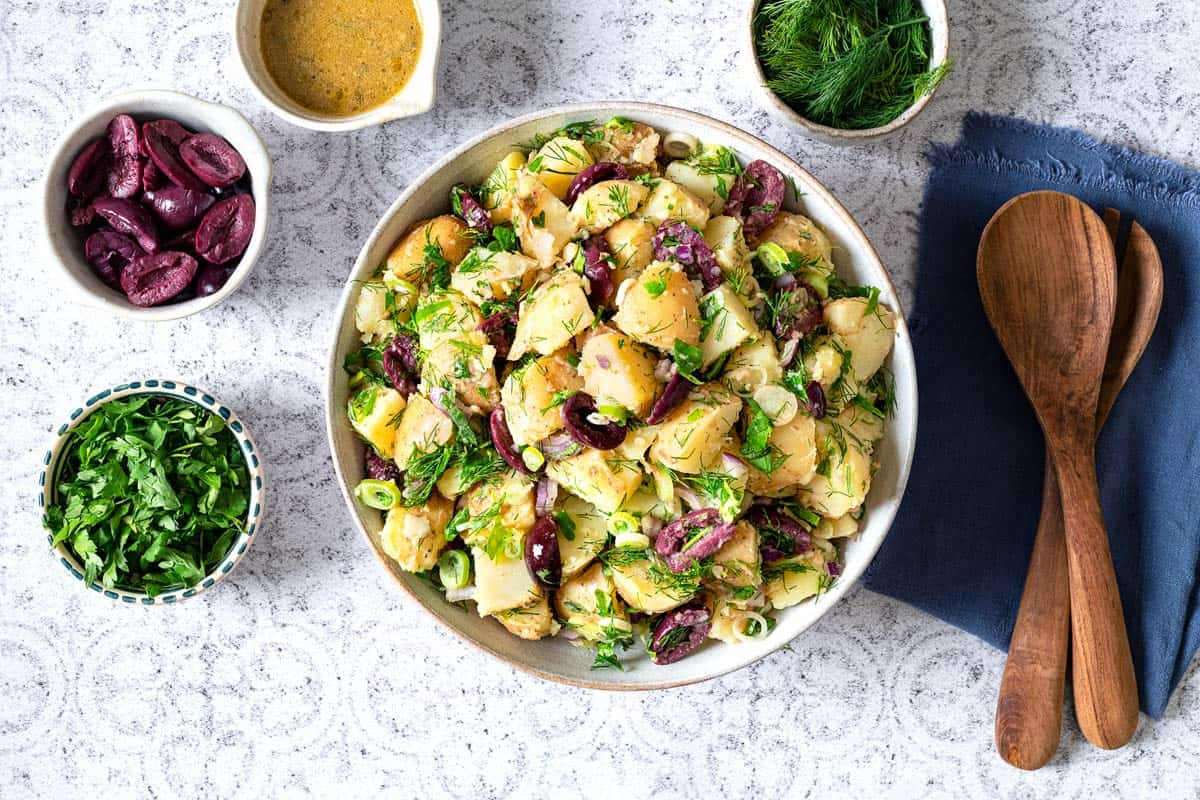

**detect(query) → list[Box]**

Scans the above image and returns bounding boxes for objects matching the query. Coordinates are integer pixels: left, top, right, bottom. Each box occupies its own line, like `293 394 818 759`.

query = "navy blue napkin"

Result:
861 112 1200 718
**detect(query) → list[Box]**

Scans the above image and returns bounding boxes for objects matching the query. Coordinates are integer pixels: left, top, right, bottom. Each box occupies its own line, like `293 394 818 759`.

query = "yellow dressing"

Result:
260 0 422 117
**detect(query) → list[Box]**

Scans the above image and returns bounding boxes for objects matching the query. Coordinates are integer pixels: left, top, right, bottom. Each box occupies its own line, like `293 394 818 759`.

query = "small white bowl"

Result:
38 380 266 605
232 0 442 132
745 0 950 146
41 89 272 322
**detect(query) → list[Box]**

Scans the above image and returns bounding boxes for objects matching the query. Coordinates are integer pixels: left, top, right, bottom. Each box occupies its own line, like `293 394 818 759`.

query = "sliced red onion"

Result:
490 407 530 474
654 358 675 382
650 603 712 664
366 449 402 482
779 336 800 368
562 392 626 450
775 273 797 290
560 627 581 641
565 162 630 205
674 484 703 510
642 515 664 539
539 432 582 461
655 508 737 572
583 237 615 307
826 561 843 577
382 334 419 398
453 184 493 234
806 381 826 419
535 477 558 516
646 372 690 425
734 160 786 236
746 506 811 559
721 453 749 480
525 516 562 588
652 219 722 291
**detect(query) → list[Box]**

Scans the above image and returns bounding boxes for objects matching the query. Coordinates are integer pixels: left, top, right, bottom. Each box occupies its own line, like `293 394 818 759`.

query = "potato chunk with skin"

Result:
557 494 610 580
824 297 896 384
530 136 594 199
610 550 695 613
386 215 473 285
707 521 761 592
764 550 828 609
392 392 454 468
378 492 454 571
798 420 873 517
579 330 661 418
803 337 846 392
419 330 500 414
749 211 833 268
570 179 649 234
613 261 700 351
501 351 584 447
604 218 656 285
813 513 859 540
638 179 710 230
555 562 627 641
508 271 593 361
586 121 660 167
450 247 539 307
513 171 579 268
415 289 483 352
664 159 736 215
348 385 406 457
699 284 758 367
747 412 817 496
494 595 559 640
473 547 542 616
546 448 642 513
649 383 742 474
724 334 782 396
481 151 526 224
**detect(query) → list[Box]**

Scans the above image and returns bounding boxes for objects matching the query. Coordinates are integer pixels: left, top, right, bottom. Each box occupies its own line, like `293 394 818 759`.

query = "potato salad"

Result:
344 118 896 668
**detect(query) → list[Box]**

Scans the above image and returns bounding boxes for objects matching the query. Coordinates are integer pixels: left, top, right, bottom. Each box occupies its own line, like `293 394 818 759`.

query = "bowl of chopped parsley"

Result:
39 380 264 604
747 0 951 144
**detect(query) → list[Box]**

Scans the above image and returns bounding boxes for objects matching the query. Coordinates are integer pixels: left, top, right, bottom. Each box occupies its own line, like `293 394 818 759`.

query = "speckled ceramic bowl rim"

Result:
38 380 266 605
743 0 951 144
325 102 918 689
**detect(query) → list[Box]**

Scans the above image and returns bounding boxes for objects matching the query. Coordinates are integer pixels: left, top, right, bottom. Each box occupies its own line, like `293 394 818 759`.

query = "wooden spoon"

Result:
993 208 1163 769
977 191 1139 754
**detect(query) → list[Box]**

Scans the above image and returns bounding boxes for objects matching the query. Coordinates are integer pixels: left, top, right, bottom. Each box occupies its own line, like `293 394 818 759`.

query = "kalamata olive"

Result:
381 333 419 398
477 310 516 360
163 227 197 253
365 449 402 483
524 516 562 588
723 175 752 218
746 505 811 560
646 370 690 424
104 114 143 199
178 133 247 188
92 197 159 254
120 251 198 306
562 391 626 450
143 119 207 192
649 603 711 664
193 264 232 298
735 160 786 236
194 194 255 264
489 406 530 474
652 219 723 290
142 159 165 193
565 162 630 205
452 184 493 234
144 186 216 230
655 508 737 572
583 237 615 307
67 138 107 197
85 231 143 290
805 380 826 419
68 198 95 228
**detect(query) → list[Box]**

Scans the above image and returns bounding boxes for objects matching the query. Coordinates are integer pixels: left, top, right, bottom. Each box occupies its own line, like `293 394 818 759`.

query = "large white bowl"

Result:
325 103 918 689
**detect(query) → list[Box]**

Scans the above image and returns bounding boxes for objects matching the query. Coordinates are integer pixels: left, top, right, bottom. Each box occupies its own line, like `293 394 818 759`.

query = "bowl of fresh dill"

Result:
747 0 951 145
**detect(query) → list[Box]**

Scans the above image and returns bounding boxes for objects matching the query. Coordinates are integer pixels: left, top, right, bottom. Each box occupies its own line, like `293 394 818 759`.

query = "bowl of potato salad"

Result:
325 103 917 688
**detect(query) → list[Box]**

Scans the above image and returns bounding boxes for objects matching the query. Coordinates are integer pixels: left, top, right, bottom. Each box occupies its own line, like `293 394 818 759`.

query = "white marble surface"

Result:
3 1 1199 797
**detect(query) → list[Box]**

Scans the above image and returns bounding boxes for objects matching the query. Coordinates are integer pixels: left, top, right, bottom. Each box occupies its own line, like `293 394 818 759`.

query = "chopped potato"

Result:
749 211 833 268
702 215 758 304
513 170 578 268
579 330 662 417
463 470 536 545
649 382 742 474
494 595 559 640
546 447 642 513
638 179 710 230
481 151 526 224
508 270 593 361
699 284 757 367
798 420 873 517
473 547 542 616
764 550 828 609
348 385 406 457
419 329 500 414
386 215 472 285
450 247 539 307
813 513 859 540
378 493 454 571
610 550 695 613
586 121 660 167
604 218 657 284
501 351 584 446
707 521 761 592
836 397 885 451
555 562 627 641
354 280 416 343
557 494 610 579
747 412 817 496
723 334 782 396
570 179 649 234
415 289 483 351
392 392 454 468
803 337 846 392
824 297 896 386
612 261 700 351
664 159 736 215
530 136 595 199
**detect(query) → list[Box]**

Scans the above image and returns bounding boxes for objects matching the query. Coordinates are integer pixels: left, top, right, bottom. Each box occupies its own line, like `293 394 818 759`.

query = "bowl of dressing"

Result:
233 0 441 132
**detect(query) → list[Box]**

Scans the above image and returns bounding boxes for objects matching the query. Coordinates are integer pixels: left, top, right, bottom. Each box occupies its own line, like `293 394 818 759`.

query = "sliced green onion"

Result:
438 550 472 589
503 534 523 560
521 446 545 472
348 370 372 390
607 511 640 537
614 531 650 550
754 243 791 276
596 403 628 424
355 478 400 510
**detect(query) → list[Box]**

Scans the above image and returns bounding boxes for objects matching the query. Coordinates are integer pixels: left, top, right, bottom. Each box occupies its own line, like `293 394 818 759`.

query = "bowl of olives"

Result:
41 89 272 321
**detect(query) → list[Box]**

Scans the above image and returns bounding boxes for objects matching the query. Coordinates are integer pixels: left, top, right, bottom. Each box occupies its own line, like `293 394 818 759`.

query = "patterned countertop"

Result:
3 1 1198 797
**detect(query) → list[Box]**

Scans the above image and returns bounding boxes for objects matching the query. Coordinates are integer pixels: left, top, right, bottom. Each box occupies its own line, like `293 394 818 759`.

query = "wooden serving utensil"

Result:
977 191 1140 756
992 207 1163 769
